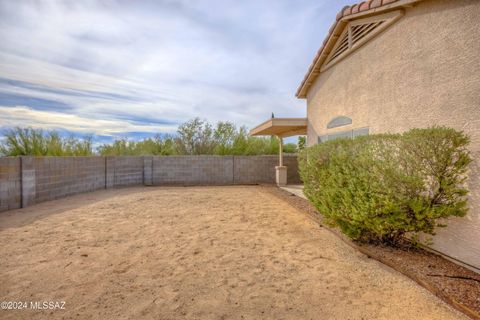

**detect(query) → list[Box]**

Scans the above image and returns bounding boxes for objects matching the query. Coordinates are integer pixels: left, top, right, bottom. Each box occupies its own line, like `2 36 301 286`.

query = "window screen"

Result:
317 127 369 144
353 127 369 137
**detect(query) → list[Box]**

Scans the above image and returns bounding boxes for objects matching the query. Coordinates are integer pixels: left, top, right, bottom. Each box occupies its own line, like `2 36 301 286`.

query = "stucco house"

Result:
251 0 480 270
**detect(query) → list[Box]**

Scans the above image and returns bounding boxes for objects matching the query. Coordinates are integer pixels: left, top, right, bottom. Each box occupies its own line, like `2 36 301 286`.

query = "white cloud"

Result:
0 0 352 136
0 106 177 136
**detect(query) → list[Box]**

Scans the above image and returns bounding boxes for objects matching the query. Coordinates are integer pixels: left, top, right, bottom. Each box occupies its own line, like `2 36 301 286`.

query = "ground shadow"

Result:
0 186 163 231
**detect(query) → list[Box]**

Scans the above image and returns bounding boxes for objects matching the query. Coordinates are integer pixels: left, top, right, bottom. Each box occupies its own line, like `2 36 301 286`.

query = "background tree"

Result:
97 135 176 156
213 121 237 155
1 119 301 156
0 127 93 156
175 118 216 155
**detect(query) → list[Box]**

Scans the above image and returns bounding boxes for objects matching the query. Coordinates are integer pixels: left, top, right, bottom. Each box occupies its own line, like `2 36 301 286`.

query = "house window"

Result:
322 10 404 72
318 127 369 143
353 127 369 137
327 116 352 129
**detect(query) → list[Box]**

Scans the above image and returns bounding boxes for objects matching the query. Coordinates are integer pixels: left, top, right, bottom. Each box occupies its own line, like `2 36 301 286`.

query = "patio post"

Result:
275 135 287 186
279 136 283 166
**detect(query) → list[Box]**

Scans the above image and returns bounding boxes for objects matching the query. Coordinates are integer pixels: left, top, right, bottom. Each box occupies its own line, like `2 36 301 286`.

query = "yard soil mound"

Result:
267 186 480 320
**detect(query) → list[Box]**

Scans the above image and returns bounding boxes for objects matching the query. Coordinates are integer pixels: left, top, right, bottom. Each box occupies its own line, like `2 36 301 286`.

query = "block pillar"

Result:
143 156 153 186
20 156 36 207
275 166 287 186
105 157 115 188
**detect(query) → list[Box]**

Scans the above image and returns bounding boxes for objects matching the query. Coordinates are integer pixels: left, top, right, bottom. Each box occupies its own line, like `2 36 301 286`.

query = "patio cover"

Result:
249 118 307 181
249 118 307 138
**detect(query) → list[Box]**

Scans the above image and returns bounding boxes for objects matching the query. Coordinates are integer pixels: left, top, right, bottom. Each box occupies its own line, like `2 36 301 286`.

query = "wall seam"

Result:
20 156 24 208
232 155 235 185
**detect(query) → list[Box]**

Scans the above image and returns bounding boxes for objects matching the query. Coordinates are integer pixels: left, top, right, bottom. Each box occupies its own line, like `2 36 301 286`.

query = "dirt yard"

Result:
0 186 466 319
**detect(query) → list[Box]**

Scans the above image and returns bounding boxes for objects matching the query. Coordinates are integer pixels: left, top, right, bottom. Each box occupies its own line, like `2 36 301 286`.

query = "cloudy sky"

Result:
0 0 351 141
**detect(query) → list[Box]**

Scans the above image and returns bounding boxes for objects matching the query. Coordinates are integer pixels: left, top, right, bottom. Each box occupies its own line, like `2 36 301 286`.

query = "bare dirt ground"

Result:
0 186 467 319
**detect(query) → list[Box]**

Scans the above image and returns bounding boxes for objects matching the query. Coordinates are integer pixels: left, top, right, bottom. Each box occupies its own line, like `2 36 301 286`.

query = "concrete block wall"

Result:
112 157 144 186
0 157 21 211
233 155 300 185
0 155 302 212
152 156 235 185
284 156 301 184
151 155 300 186
233 156 276 184
34 157 105 203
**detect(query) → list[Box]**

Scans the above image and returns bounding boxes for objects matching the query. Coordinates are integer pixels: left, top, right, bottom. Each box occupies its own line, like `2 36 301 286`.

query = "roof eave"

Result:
295 19 348 99
295 0 424 99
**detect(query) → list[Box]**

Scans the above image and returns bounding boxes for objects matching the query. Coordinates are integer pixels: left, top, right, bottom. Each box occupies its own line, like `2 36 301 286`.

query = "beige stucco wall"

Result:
306 0 480 270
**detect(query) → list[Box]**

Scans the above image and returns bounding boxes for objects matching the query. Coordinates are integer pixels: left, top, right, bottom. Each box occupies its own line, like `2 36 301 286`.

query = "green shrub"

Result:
298 126 472 245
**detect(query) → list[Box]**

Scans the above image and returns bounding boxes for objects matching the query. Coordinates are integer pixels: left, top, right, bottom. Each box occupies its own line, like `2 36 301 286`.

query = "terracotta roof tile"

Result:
359 1 371 11
370 0 383 8
343 6 353 16
336 8 347 21
351 4 361 14
296 0 422 98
